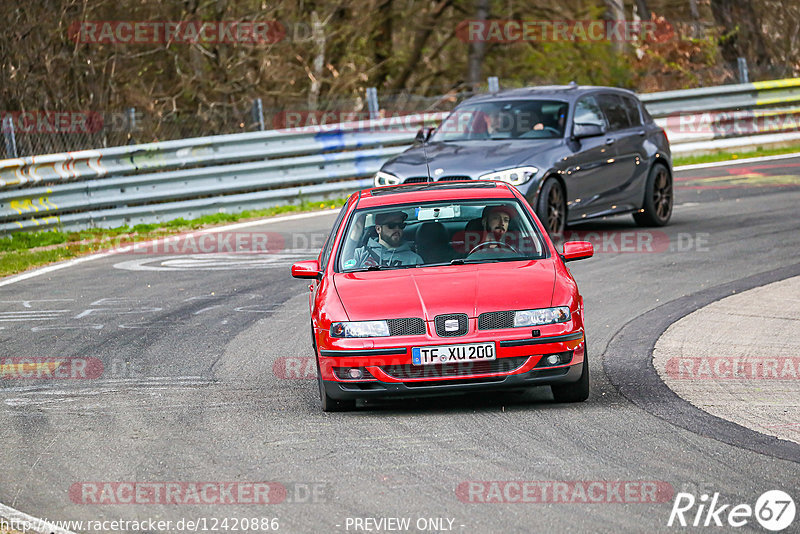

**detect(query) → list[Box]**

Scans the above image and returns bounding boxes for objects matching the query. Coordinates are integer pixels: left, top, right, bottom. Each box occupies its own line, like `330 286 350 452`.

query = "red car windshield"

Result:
337 200 547 272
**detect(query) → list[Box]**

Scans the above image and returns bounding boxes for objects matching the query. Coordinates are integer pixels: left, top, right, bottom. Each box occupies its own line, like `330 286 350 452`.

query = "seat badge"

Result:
444 319 459 332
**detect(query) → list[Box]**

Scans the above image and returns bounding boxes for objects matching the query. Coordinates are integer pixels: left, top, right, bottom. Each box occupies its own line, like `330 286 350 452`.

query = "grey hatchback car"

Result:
374 85 673 234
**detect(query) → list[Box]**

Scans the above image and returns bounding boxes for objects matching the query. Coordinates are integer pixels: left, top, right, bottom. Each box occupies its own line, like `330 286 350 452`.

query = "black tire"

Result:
633 163 672 227
312 329 355 412
551 348 590 403
535 178 567 237
317 372 355 412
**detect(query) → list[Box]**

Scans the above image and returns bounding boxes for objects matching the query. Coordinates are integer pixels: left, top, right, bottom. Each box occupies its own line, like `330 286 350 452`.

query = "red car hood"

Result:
333 260 556 321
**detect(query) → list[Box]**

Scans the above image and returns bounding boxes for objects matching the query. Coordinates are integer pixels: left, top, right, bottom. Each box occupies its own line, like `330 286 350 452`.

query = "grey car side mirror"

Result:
572 123 605 139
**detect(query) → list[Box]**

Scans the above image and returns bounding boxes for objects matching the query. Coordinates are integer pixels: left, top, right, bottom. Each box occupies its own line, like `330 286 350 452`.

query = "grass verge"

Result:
0 198 347 278
673 143 800 167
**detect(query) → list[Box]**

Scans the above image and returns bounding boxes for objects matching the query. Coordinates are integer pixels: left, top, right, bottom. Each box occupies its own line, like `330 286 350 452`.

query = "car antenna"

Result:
421 127 434 183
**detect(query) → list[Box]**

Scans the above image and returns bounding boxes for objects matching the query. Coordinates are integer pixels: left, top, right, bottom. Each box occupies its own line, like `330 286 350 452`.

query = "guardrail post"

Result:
127 107 137 145
737 57 749 84
252 98 265 131
487 76 500 93
2 115 18 158
366 87 380 121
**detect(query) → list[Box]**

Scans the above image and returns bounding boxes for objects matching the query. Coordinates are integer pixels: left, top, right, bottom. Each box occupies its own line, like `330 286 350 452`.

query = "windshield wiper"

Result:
449 258 498 265
346 265 383 273
450 256 535 265
345 264 421 273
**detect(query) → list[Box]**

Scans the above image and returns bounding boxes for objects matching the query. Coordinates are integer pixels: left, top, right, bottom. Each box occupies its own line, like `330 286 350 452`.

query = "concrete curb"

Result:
603 262 800 463
653 276 800 445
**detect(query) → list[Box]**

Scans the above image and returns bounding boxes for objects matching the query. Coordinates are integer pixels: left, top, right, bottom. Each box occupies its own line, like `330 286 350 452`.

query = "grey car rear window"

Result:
598 93 633 131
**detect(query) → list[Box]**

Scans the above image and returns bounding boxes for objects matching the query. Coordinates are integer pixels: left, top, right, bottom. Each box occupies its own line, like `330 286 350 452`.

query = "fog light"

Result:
348 368 364 379
546 355 561 366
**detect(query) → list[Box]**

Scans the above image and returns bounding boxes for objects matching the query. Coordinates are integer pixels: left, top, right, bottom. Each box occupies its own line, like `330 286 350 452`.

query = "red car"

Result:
292 181 593 411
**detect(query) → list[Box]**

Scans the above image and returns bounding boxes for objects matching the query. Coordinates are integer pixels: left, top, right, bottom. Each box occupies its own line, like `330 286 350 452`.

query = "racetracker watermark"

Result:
1 110 143 134
272 355 540 380
1 111 103 134
68 21 285 44
555 231 709 254
105 232 287 255
665 357 800 380
273 110 450 134
456 480 674 503
274 357 318 380
4 517 280 533
456 19 674 43
273 109 556 134
665 110 800 136
69 482 330 505
0 357 103 379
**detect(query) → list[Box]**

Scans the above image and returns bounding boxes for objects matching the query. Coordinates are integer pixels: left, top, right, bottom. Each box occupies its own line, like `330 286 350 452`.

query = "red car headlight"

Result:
513 306 571 327
330 321 391 338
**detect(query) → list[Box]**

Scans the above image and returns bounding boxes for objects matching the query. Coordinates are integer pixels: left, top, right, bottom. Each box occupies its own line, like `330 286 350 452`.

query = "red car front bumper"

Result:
316 325 586 400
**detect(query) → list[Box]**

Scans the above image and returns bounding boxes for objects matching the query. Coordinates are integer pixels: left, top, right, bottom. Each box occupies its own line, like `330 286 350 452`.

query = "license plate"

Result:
412 342 496 366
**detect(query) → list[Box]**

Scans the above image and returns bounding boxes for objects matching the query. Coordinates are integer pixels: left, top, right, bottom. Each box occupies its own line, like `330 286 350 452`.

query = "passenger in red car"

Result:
352 211 424 268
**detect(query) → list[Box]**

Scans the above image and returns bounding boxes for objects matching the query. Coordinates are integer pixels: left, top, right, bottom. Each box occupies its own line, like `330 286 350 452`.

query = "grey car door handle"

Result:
605 138 615 145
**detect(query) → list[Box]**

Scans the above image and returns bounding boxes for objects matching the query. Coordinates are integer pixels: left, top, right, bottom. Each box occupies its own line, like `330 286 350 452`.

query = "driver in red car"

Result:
352 211 424 268
480 205 514 247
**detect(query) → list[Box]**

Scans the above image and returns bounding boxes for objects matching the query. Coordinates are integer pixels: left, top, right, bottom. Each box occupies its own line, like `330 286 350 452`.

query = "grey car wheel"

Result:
535 178 566 237
633 163 672 227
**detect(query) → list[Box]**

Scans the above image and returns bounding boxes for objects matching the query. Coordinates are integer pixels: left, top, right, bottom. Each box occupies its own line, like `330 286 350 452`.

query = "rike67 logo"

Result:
668 490 795 531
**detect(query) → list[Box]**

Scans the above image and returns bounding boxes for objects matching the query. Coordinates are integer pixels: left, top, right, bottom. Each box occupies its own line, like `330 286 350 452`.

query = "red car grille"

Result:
379 356 529 379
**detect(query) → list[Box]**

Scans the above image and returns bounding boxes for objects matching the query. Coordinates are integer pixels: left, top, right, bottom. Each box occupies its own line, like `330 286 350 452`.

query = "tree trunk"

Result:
308 10 326 111
467 0 489 91
634 0 650 20
389 0 453 92
603 0 626 54
372 0 393 88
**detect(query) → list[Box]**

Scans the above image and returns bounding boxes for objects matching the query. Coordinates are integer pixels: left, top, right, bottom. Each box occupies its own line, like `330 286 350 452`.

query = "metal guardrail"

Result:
0 114 445 232
2 80 800 233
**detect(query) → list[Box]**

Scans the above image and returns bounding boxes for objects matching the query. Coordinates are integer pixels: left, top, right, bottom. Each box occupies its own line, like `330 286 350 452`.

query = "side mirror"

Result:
572 123 605 139
291 259 321 279
562 241 593 262
415 127 434 143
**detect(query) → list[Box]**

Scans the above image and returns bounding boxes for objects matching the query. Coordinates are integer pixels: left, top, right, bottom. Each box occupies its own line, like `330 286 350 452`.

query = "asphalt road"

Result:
1 156 799 534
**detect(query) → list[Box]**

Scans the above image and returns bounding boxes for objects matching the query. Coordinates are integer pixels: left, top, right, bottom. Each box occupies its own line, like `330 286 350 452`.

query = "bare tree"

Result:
603 0 626 54
466 0 488 90
389 0 454 92
372 0 393 88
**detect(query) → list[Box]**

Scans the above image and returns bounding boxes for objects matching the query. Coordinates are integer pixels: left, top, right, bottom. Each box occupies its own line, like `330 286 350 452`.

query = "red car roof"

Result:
355 181 516 209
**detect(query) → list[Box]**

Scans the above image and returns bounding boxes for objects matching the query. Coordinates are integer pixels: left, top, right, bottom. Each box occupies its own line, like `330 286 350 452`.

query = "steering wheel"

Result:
518 126 560 139
467 241 519 256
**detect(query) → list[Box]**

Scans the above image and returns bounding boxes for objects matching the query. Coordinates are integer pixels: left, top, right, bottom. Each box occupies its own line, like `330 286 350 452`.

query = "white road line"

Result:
0 502 78 534
0 209 338 288
674 151 800 171
30 324 104 331
193 304 224 315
